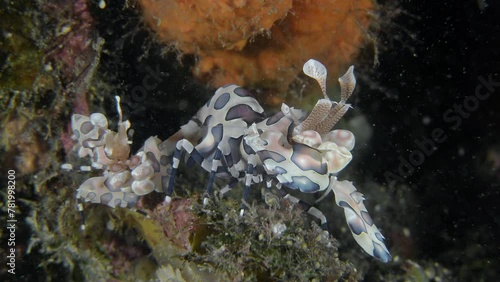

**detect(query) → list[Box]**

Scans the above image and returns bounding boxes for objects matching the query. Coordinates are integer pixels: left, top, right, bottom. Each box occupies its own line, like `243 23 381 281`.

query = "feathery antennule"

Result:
315 103 351 134
338 66 356 102
303 59 328 99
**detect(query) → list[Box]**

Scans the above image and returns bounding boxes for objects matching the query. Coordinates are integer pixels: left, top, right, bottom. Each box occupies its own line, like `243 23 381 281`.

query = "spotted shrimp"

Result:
64 59 391 262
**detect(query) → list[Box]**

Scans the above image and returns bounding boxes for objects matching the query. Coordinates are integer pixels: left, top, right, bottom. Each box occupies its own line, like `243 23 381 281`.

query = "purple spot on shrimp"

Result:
339 201 367 235
361 210 373 226
291 144 327 174
211 124 224 143
226 104 264 123
348 219 366 235
228 136 243 164
146 152 161 172
80 121 94 134
100 193 112 205
266 112 285 125
214 92 231 110
114 199 122 207
373 242 391 263
258 151 286 163
375 232 385 242
290 176 320 192
242 140 254 155
233 87 250 97
160 155 169 166
274 166 287 174
104 177 121 192
82 139 92 149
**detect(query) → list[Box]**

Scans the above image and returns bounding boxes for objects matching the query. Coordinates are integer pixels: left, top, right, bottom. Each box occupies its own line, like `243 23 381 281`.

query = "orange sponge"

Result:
139 0 374 97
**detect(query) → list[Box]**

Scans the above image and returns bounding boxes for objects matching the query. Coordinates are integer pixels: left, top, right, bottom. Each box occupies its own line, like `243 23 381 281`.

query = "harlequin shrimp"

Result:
63 59 391 262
